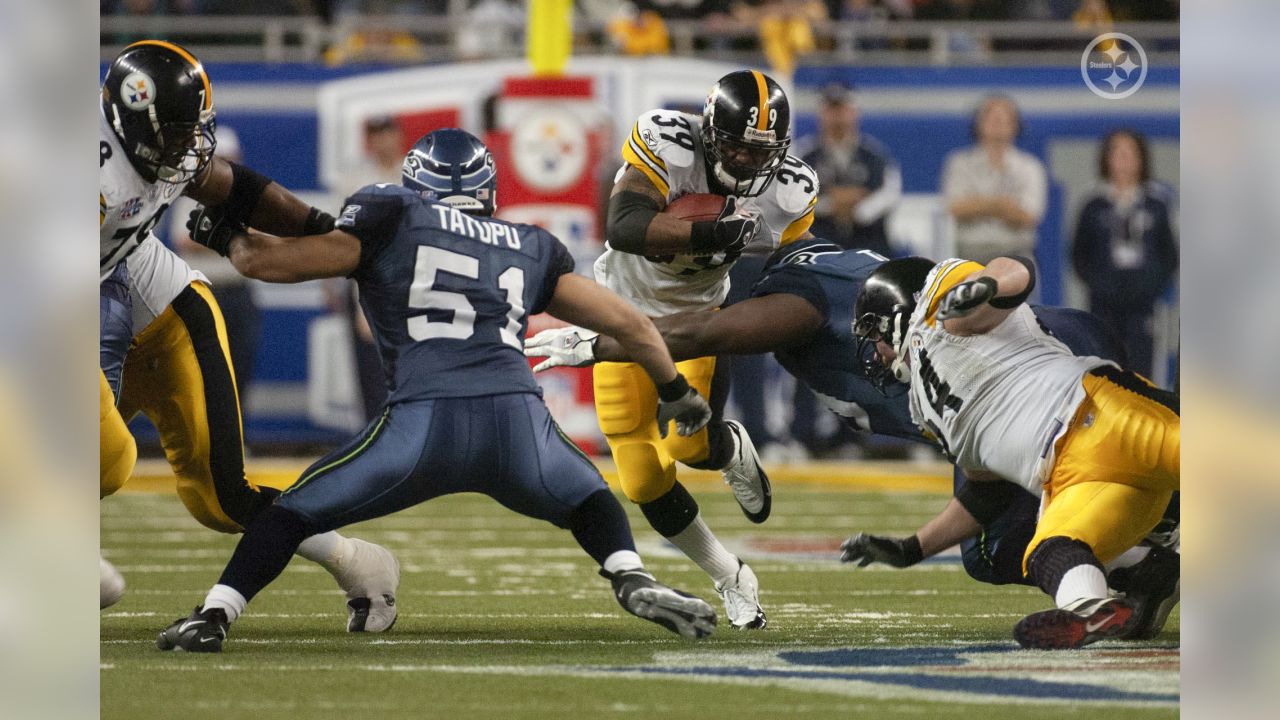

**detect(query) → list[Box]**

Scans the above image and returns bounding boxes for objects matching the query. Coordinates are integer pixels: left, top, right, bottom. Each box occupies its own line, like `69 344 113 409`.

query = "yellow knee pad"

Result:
612 441 676 504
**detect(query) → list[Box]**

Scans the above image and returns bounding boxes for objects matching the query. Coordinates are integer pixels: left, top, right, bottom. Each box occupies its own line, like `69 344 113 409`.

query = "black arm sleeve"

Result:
988 255 1037 309
222 162 273 228
606 190 660 254
531 235 576 315
954 478 1023 526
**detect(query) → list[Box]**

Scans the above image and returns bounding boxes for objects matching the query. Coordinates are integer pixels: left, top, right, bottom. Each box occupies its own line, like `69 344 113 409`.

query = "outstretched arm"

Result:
224 228 361 283
937 256 1036 336
596 293 824 362
544 273 679 384
186 155 332 237
544 273 711 437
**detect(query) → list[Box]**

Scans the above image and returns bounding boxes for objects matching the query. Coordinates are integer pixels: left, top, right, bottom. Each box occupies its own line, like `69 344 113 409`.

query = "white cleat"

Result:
333 538 400 632
101 557 126 610
715 559 766 630
722 420 772 524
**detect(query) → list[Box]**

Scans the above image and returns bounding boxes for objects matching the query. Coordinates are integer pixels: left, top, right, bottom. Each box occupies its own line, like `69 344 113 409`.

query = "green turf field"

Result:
101 481 1178 720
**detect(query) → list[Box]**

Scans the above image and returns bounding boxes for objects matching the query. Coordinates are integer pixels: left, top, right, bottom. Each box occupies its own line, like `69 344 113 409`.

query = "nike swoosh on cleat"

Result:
177 619 205 634
1084 615 1114 633
199 637 217 644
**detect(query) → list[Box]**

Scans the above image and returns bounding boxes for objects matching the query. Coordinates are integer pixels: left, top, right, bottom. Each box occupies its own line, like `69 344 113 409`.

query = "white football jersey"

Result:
594 108 818 315
100 109 205 330
904 259 1114 494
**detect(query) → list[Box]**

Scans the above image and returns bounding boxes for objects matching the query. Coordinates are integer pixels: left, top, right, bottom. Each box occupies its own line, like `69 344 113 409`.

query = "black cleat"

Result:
157 606 229 653
603 569 717 640
1014 597 1139 650
1109 545 1180 640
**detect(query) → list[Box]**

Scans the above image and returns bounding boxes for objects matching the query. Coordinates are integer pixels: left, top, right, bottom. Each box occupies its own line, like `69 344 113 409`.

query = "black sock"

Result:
567 489 637 567
217 505 315 603
639 481 699 537
1025 536 1104 598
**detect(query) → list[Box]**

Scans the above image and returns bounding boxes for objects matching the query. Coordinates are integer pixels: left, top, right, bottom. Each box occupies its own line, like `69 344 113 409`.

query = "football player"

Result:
594 70 820 629
526 239 1179 640
156 129 719 652
99 41 399 630
850 255 1179 649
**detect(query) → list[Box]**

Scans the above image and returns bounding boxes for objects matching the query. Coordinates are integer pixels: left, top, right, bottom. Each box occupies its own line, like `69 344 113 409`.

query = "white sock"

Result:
1055 564 1110 608
296 531 352 573
202 583 247 623
603 550 644 576
1105 545 1151 573
668 514 741 585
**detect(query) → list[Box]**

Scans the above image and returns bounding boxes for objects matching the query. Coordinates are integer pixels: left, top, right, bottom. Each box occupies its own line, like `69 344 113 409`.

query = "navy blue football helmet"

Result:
401 128 497 216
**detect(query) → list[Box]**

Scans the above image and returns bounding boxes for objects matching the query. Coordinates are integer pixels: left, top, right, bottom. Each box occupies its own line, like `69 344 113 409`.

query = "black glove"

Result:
655 374 712 439
839 533 924 568
936 277 998 320
186 205 244 257
689 196 759 255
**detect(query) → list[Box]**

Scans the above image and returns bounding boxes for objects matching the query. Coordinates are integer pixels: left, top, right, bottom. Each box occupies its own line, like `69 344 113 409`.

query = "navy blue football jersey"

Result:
336 184 574 402
751 240 1127 442
752 240 920 440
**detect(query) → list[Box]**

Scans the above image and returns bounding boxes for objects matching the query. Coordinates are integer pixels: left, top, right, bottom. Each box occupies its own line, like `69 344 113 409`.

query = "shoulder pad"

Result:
630 109 698 170
771 156 820 217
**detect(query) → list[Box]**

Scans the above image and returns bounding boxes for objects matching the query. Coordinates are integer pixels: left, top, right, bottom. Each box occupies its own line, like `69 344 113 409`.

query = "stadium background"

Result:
99 3 1179 455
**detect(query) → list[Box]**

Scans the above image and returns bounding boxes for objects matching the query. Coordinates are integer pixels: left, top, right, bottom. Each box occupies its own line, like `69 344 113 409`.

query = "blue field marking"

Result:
613 665 1179 704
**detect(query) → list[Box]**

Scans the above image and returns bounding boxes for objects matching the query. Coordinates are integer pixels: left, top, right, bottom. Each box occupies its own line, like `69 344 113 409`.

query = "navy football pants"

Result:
277 393 608 532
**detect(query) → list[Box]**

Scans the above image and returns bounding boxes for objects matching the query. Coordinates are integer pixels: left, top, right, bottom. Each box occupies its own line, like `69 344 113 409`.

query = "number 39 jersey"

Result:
594 108 819 316
904 259 1114 494
100 109 203 326
336 183 575 403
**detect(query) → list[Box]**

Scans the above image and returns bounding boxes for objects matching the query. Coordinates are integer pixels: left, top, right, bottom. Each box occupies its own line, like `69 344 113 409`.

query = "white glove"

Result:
523 326 600 372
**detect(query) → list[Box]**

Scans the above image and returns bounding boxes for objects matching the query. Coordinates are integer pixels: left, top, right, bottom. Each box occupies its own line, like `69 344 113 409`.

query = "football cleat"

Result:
715 559 767 630
1013 596 1138 650
1109 545 1180 640
722 420 772 524
333 538 400 632
100 557 126 610
604 569 717 640
157 606 229 653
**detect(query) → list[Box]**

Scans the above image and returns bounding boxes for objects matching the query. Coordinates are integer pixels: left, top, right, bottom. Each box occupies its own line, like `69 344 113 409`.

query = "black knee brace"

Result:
1025 536 1103 598
639 481 699 537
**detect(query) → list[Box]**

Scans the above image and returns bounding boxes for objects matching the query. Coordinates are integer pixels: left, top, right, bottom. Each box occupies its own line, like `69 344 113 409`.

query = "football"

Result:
664 193 727 222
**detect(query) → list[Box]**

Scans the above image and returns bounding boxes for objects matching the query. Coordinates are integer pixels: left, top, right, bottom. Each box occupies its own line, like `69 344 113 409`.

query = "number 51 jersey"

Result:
336 184 576 404
904 259 1114 494
595 108 819 316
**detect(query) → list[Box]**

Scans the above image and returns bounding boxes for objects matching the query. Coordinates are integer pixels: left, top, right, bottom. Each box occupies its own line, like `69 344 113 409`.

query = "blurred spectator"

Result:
607 3 673 56
324 1 435 65
912 0 1007 20
800 83 901 256
941 94 1046 263
733 0 828 78
330 115 406 420
166 127 263 396
198 0 320 14
1072 0 1112 30
457 1 525 60
1071 129 1177 378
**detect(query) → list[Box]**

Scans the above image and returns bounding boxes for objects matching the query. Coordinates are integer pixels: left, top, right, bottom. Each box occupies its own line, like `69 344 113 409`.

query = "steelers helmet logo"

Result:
121 71 156 111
